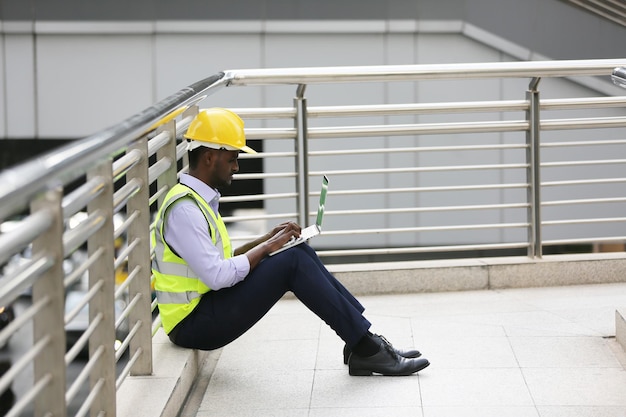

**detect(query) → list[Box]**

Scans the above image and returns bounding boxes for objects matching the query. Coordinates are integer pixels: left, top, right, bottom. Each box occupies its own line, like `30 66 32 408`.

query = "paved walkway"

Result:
183 283 626 417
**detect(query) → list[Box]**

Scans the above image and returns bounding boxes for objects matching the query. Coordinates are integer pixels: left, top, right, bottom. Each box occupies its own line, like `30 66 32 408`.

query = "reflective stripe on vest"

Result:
151 183 232 333
154 290 201 304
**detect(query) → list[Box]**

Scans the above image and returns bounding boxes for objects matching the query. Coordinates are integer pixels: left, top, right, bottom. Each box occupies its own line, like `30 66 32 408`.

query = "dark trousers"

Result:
171 243 371 350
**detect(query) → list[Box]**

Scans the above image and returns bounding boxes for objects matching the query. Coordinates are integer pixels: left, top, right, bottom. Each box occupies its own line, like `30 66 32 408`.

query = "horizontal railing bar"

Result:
0 256 52 307
176 140 188 162
324 202 530 216
541 116 626 130
149 185 168 207
321 222 529 235
541 139 626 148
115 320 142 362
67 345 104 403
63 210 105 257
0 210 52 266
114 236 139 270
309 143 528 157
221 192 296 204
223 212 298 223
114 264 140 299
113 177 142 213
541 96 626 110
306 100 529 116
116 347 143 390
151 315 162 337
116 293 141 332
5 369 51 417
0 335 50 398
542 177 626 187
238 151 297 159
112 149 142 182
75 378 105 417
64 247 103 289
307 120 529 138
65 313 103 366
244 127 297 140
115 209 139 241
231 172 297 181
147 131 171 158
312 163 529 177
0 295 48 347
543 216 626 226
317 242 530 257
543 236 626 245
65 280 104 326
148 157 174 184
315 183 530 197
227 107 296 118
224 59 626 85
541 158 626 168
62 177 106 220
542 196 626 206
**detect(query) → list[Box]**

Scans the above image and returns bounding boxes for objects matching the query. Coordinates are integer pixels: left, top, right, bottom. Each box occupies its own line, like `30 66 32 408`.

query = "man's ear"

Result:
202 148 214 166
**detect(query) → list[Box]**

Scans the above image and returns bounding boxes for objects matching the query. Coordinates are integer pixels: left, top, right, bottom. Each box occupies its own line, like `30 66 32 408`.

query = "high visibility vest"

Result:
151 183 232 334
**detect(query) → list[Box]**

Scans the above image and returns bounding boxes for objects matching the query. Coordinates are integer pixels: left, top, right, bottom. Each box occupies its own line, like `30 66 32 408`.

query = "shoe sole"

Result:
343 351 422 365
349 360 430 376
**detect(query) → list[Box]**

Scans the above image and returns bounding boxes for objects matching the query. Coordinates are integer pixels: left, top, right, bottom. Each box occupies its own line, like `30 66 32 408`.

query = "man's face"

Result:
208 149 240 189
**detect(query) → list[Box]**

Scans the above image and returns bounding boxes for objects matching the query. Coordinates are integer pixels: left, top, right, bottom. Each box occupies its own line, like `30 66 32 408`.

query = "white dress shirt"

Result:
163 173 250 290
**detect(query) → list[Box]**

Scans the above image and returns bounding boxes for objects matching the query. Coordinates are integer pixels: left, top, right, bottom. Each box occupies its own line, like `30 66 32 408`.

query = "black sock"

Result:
351 332 380 357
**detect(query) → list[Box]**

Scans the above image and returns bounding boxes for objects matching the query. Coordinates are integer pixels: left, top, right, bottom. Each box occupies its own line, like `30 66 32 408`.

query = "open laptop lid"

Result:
315 175 329 231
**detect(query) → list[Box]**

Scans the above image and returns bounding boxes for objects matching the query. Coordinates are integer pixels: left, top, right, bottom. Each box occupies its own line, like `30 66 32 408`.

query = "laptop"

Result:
269 175 329 256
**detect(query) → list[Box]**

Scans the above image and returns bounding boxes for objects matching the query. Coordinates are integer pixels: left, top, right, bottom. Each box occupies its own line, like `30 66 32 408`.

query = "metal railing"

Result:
0 59 625 416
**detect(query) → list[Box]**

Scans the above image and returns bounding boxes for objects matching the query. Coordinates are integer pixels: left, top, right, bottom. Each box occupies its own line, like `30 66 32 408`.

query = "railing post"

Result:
294 84 310 226
127 135 153 376
31 188 67 417
87 160 116 416
526 77 542 258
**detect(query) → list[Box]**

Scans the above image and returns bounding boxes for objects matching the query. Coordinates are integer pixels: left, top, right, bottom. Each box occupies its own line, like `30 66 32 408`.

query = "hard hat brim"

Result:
187 139 257 154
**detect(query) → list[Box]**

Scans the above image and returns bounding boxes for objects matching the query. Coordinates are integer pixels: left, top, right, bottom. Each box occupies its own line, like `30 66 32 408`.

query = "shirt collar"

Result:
179 173 220 214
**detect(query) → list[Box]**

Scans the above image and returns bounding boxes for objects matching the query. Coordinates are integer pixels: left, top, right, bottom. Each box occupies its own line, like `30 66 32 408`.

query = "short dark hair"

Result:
188 147 208 170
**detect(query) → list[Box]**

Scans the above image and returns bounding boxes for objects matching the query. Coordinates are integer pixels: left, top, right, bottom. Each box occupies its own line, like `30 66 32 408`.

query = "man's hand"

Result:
267 222 301 240
242 221 302 270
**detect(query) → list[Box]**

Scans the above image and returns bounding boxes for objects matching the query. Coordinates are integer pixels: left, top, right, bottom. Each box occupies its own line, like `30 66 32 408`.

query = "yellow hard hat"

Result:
184 108 257 154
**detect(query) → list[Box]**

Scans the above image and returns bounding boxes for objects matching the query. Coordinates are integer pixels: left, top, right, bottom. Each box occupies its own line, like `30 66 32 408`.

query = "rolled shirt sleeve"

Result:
163 199 250 291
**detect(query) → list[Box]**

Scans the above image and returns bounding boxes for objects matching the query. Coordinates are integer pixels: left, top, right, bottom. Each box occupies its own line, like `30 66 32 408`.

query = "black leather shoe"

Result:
348 341 430 376
343 334 421 365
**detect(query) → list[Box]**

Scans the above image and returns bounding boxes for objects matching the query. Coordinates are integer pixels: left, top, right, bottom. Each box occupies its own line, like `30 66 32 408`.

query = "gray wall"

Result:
2 0 624 58
1 0 624 140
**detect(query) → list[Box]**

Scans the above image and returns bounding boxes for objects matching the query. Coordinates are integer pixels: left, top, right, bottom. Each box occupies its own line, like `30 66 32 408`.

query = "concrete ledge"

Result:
328 253 626 295
617 308 626 352
117 329 221 417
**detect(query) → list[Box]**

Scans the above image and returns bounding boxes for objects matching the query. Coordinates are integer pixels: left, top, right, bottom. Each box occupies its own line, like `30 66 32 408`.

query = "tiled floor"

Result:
190 283 626 417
